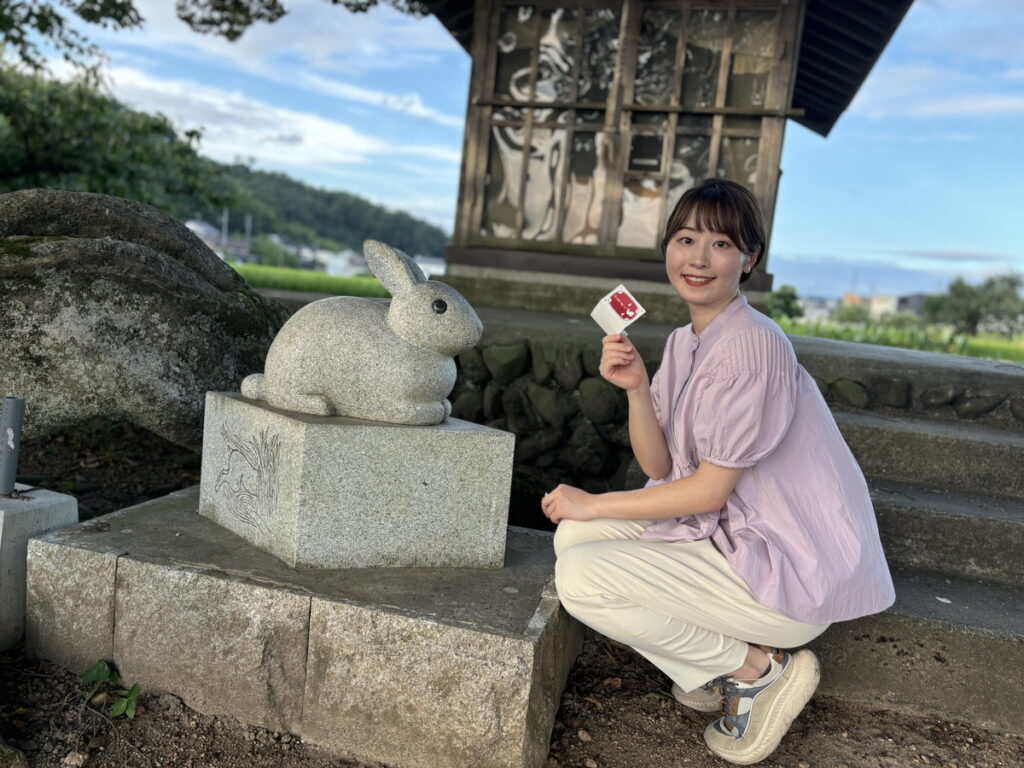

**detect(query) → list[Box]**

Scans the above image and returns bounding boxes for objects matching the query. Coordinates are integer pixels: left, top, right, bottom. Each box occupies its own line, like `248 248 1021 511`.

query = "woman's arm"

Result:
599 333 672 479
541 461 743 524
626 382 672 480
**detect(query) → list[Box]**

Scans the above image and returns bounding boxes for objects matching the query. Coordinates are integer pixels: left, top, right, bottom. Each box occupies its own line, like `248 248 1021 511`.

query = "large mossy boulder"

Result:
0 189 289 449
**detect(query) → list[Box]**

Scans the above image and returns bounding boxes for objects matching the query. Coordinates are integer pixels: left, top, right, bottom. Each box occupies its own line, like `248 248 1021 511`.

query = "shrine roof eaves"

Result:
421 0 914 137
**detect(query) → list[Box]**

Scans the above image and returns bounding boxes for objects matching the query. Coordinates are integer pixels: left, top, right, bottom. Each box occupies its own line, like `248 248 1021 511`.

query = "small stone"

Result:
578 377 625 424
581 345 602 377
603 422 631 450
450 390 483 423
527 383 578 428
578 729 592 742
529 339 554 383
553 344 584 391
501 377 543 434
60 752 88 768
563 420 610 475
457 347 489 386
0 739 30 768
798 763 810 768
869 376 911 408
482 380 504 420
920 385 962 408
586 759 598 768
953 394 1005 419
515 427 563 463
1009 398 1024 423
831 379 870 409
483 342 530 385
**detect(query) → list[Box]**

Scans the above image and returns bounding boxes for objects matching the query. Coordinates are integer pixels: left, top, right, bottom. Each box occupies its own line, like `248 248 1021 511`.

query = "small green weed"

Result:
81 660 142 720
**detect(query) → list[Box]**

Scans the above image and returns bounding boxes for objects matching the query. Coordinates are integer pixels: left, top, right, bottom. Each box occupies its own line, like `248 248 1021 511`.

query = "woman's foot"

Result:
703 648 820 765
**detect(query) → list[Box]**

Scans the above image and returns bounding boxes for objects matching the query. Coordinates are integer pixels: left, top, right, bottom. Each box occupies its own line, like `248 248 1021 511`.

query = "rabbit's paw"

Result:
443 398 452 419
407 401 447 425
280 392 335 416
241 373 264 400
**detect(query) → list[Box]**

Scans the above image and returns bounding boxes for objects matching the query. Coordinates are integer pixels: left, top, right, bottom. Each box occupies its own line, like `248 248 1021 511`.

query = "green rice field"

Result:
777 318 1024 365
231 263 389 298
233 264 1024 365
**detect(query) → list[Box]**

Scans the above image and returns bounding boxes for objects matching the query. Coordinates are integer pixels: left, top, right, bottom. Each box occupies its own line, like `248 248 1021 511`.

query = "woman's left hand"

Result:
541 484 600 524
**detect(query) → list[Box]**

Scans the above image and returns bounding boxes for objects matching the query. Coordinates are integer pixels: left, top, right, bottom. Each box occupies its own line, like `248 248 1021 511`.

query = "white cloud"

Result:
70 0 466 128
851 63 1024 120
102 65 462 168
292 72 464 129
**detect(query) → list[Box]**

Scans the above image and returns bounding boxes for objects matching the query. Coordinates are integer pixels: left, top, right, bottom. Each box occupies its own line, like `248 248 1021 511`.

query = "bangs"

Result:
660 179 766 262
682 197 747 250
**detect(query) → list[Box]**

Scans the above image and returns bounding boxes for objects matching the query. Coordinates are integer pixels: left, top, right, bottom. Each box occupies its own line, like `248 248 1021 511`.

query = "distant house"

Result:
185 219 223 258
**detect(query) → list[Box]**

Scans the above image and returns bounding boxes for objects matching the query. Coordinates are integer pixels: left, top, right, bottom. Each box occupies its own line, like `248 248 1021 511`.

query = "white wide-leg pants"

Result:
553 518 829 692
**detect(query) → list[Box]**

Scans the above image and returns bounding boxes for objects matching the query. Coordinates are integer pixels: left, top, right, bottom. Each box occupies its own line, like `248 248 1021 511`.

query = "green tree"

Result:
1 1 427 71
250 234 299 268
766 284 804 320
924 274 1024 337
832 303 870 324
0 65 235 213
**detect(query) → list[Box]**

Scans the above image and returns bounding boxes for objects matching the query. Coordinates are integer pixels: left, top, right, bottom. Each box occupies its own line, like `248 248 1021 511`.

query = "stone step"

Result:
811 567 1024 735
869 479 1024 587
836 410 1024 500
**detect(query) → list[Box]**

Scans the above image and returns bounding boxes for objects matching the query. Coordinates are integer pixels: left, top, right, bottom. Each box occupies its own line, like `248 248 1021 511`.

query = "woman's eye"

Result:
714 240 732 248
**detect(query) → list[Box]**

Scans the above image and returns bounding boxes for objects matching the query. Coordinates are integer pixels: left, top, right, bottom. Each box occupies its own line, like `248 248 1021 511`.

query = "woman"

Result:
541 179 894 765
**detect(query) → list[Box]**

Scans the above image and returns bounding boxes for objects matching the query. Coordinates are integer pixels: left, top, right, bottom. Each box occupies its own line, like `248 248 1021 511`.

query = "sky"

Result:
27 0 1024 299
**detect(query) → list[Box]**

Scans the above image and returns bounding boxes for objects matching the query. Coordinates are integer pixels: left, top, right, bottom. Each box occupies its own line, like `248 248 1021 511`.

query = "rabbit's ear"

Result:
363 240 426 294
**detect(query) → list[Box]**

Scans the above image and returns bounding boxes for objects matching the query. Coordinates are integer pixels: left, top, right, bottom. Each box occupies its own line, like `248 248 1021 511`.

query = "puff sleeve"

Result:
692 327 798 469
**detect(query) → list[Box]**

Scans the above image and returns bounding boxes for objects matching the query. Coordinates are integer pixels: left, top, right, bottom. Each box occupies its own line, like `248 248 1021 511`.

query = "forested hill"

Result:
0 65 448 257
192 165 450 257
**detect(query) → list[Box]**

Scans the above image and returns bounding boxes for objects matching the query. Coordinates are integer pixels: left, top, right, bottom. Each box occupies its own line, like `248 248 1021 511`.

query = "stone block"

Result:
199 392 514 569
304 582 579 768
114 557 310 733
1 486 77 650
25 537 115 672
25 489 582 768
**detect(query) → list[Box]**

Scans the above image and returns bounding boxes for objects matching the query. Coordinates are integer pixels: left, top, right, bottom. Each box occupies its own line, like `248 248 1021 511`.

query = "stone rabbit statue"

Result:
241 240 482 425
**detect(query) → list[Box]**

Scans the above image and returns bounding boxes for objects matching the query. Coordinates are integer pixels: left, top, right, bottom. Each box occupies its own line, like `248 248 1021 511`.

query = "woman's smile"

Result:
682 274 716 287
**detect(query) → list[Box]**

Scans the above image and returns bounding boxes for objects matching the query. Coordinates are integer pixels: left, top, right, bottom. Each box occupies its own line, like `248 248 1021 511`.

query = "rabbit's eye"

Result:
432 299 448 314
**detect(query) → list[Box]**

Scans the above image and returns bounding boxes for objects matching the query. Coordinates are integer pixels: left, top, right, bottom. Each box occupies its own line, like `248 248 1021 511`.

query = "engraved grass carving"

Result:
215 425 281 533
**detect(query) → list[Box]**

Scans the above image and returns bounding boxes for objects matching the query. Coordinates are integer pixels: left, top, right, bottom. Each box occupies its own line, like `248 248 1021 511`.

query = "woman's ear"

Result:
744 248 761 273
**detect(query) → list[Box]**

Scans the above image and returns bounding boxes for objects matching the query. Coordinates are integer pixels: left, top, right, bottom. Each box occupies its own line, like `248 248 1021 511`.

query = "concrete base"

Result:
26 487 582 768
199 392 515 569
0 484 77 650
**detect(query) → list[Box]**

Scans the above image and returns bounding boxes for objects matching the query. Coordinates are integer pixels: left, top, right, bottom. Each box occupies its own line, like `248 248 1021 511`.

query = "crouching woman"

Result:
541 179 894 765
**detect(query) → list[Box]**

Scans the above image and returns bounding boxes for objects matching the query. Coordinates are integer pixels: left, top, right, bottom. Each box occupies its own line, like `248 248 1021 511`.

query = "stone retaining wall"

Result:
450 331 1024 496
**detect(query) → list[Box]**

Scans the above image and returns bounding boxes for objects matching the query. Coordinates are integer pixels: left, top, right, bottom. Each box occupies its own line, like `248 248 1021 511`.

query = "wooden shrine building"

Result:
424 0 913 318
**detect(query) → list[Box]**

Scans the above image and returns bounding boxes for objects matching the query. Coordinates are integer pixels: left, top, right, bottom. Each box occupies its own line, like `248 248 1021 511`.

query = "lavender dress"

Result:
641 295 895 625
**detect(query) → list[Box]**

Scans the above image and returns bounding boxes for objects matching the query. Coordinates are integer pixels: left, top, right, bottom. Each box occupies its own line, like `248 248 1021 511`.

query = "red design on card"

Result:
609 291 638 320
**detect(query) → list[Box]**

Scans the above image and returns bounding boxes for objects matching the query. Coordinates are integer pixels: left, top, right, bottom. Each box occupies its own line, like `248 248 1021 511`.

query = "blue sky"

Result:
35 0 1024 298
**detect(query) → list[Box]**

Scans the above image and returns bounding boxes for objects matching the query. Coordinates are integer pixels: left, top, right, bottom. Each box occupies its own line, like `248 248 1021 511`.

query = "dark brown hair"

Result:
660 179 766 283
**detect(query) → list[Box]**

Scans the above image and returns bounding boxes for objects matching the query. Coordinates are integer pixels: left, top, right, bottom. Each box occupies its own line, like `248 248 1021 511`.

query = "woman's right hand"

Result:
599 333 648 392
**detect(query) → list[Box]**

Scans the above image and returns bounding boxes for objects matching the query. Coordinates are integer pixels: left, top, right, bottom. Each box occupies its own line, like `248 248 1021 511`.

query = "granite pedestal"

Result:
26 487 582 768
0 484 77 650
199 392 515 569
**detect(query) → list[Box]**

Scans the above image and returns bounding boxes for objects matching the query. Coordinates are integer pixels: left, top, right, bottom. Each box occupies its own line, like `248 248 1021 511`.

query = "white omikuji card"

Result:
590 284 646 335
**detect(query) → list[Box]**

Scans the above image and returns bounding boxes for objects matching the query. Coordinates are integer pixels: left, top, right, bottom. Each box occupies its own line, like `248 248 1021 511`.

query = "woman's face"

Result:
664 214 755 313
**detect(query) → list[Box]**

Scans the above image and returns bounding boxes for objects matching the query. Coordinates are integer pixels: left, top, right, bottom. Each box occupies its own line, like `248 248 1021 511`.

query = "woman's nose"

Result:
689 244 711 266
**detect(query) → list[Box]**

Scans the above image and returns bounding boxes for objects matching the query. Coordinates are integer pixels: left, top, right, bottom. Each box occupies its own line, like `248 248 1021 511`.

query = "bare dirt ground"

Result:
3 421 1022 768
